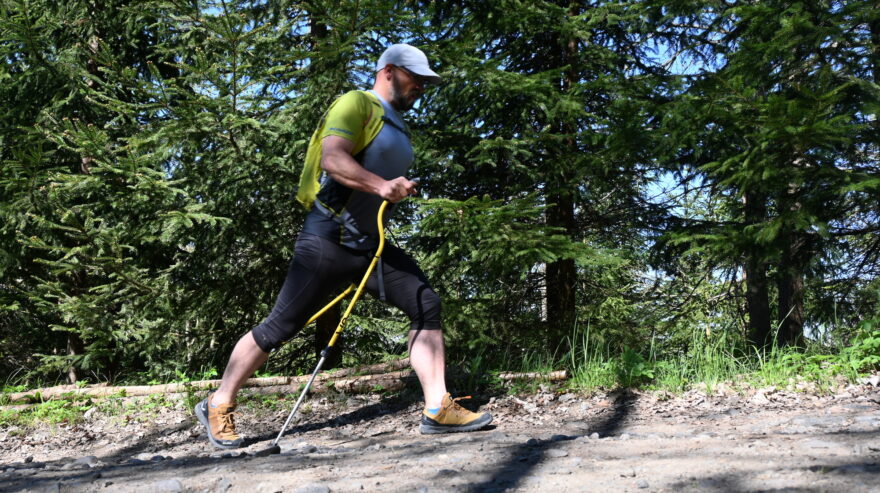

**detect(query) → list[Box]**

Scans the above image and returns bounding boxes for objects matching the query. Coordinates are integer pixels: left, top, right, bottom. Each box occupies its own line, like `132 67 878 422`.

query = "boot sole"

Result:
194 398 244 449
419 413 493 434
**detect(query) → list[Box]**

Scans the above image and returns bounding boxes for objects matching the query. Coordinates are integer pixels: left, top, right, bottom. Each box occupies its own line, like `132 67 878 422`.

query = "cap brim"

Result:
408 66 442 84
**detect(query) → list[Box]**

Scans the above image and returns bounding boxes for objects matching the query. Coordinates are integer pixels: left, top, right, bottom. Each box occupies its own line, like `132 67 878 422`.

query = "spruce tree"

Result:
0 0 224 382
656 0 880 348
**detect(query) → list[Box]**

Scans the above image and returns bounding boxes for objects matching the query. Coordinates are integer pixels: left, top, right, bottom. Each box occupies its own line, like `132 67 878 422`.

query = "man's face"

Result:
389 65 427 111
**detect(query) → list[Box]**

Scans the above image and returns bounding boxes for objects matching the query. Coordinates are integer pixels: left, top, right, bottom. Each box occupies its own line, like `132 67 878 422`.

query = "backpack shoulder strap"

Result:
296 91 385 209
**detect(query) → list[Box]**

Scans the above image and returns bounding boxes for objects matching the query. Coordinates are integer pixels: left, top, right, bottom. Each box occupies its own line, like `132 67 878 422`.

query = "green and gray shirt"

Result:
301 90 413 250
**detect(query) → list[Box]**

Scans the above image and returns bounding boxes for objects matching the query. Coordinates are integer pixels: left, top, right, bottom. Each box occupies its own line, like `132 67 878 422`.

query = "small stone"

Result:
525 438 540 447
590 432 600 439
636 479 649 489
487 431 510 442
24 456 33 463
546 449 569 458
559 393 577 403
76 455 99 467
291 484 330 493
620 469 637 478
62 456 98 471
152 479 184 492
256 483 278 493
83 407 98 421
620 433 631 440
853 444 870 455
750 391 771 405
437 469 458 477
216 478 233 492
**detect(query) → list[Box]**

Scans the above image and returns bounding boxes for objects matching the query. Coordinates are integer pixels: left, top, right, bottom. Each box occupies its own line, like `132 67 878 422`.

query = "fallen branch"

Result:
4 358 414 404
323 357 410 378
497 370 567 381
311 370 418 394
6 377 291 403
2 363 566 405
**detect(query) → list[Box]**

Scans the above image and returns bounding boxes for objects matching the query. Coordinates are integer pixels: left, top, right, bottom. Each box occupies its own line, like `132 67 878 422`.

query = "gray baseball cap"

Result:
376 44 441 84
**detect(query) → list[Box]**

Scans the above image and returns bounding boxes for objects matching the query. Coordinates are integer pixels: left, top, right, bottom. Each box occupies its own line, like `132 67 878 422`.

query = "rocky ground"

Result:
1 377 879 493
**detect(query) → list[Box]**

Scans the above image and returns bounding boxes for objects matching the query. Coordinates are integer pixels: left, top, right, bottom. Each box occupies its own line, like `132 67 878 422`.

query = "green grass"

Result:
574 324 879 394
454 320 880 396
0 390 191 429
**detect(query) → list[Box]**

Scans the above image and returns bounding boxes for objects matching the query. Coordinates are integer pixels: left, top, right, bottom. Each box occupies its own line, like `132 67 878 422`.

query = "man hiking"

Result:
195 44 493 449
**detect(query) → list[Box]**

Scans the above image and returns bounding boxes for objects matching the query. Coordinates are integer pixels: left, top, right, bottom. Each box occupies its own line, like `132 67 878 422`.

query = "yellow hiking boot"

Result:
195 394 244 449
419 393 493 434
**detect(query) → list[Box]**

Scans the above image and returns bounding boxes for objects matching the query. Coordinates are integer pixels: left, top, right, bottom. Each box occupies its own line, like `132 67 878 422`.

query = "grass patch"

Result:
458 320 880 395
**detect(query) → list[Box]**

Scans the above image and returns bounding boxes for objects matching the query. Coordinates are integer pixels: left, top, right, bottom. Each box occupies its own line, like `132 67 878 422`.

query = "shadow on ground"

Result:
465 388 637 492
664 460 880 492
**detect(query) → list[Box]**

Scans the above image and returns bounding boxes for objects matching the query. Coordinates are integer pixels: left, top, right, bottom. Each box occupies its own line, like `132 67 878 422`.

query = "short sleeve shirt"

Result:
301 91 414 250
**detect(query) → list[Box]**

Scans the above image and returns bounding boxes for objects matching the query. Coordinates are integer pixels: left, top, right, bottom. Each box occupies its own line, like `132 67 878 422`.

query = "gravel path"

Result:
2 380 879 492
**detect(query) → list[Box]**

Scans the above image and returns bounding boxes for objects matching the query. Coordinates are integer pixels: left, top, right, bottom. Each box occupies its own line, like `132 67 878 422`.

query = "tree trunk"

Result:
776 230 807 347
743 190 772 348
546 192 577 343
544 15 580 348
306 7 342 369
66 333 84 384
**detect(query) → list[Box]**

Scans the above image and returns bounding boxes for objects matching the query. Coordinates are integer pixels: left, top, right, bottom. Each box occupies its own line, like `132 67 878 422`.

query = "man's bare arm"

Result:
321 135 416 203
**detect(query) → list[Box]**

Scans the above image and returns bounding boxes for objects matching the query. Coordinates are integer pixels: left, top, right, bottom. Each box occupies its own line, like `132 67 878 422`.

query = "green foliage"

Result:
0 1 876 389
839 319 880 373
614 348 655 387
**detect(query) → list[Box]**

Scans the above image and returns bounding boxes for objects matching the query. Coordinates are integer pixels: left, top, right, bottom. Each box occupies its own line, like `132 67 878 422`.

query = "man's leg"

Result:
408 328 447 409
196 234 358 448
370 245 491 433
194 331 268 449
213 331 269 405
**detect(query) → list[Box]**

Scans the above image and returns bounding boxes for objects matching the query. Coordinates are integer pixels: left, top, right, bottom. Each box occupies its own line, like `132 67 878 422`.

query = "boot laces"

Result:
216 409 238 438
450 395 474 413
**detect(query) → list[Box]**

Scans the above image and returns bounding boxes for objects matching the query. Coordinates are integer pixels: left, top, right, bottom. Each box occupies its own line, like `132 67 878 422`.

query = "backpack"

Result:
295 90 386 209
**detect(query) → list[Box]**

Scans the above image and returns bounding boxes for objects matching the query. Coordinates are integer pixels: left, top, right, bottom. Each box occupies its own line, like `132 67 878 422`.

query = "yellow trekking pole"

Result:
267 200 391 451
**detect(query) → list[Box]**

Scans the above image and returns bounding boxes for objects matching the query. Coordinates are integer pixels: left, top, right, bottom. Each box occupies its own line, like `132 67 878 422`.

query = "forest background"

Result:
1 0 878 393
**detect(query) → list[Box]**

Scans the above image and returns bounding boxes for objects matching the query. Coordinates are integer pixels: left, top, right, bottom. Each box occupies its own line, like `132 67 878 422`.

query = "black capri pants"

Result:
251 233 441 353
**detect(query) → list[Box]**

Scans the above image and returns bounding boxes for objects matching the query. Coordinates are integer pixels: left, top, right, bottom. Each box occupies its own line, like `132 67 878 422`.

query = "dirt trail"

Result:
1 381 879 492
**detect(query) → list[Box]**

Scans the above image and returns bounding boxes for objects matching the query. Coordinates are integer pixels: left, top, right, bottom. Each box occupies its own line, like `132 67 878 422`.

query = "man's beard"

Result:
389 73 416 111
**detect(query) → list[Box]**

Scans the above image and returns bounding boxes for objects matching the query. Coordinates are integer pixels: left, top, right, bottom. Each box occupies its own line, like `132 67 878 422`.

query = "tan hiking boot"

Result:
419 393 493 434
195 394 244 449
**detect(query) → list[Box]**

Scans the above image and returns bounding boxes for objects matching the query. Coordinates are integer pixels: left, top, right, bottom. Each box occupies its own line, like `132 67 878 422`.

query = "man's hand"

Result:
379 177 418 203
